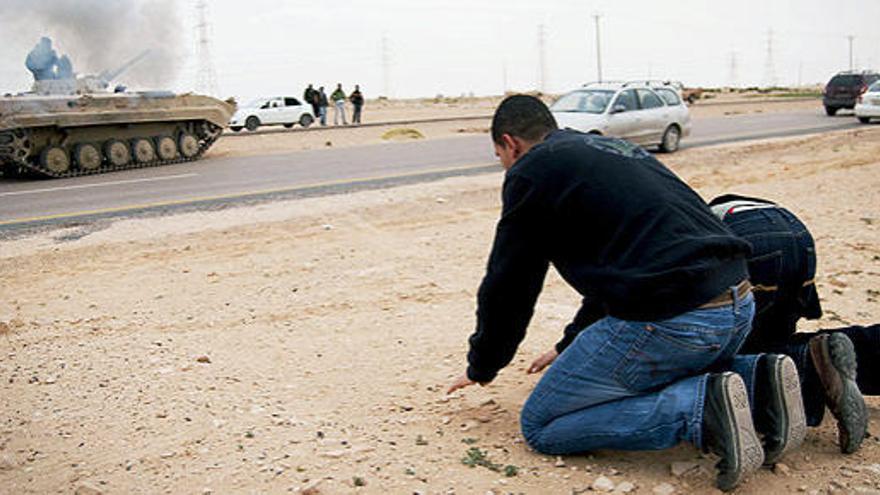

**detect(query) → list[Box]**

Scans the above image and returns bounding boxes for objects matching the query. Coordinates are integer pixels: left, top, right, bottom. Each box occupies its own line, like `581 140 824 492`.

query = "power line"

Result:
728 51 738 88
592 13 603 82
763 28 777 88
194 0 219 96
538 23 547 92
381 35 391 98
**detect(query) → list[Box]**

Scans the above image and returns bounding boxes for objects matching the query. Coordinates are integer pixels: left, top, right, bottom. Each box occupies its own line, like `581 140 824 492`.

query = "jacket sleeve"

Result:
467 174 549 382
554 292 606 354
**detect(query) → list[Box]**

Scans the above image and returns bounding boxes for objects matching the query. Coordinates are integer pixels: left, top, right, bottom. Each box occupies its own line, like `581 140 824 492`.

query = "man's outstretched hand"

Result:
527 348 559 374
447 372 489 394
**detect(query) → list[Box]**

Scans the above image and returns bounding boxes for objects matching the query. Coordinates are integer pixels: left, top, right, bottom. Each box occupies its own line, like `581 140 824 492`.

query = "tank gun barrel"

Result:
99 50 151 83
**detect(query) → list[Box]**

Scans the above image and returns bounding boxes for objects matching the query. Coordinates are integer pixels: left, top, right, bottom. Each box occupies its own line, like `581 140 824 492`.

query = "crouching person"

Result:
448 95 806 491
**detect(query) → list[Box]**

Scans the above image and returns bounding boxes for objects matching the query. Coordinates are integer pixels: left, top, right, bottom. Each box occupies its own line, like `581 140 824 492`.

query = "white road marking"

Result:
0 173 198 198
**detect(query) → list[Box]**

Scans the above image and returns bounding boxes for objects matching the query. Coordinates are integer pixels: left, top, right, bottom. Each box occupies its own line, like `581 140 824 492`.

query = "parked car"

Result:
822 70 880 116
855 80 880 123
550 81 692 152
229 96 314 132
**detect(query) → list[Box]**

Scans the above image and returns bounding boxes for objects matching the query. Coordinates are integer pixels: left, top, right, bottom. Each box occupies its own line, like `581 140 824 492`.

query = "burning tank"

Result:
0 37 234 178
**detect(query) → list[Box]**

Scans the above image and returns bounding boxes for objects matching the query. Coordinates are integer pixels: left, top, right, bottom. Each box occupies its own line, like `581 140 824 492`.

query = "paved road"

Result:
0 109 863 231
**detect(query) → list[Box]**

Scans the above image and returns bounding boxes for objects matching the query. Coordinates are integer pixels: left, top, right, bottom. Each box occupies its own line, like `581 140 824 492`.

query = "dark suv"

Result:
823 71 880 116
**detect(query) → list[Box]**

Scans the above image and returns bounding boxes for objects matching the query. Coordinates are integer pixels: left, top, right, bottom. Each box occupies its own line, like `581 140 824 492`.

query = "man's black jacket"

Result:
467 130 750 383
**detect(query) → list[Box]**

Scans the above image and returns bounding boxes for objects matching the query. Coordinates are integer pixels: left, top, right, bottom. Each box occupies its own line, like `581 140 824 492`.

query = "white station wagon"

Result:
551 81 692 152
229 96 314 132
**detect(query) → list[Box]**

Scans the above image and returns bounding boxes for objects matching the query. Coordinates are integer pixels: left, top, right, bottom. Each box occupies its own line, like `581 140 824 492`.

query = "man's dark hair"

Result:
491 94 558 145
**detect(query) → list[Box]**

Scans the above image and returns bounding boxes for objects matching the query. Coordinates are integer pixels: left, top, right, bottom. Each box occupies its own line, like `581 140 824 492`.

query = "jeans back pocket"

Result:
612 319 731 392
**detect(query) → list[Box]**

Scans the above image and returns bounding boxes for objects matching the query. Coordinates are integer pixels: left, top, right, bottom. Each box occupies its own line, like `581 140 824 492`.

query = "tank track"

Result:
0 121 222 179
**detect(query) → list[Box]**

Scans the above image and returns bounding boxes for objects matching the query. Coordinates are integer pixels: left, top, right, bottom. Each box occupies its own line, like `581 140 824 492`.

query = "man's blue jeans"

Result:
521 291 759 454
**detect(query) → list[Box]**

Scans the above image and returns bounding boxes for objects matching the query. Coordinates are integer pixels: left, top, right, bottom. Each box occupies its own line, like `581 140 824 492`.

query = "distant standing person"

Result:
304 84 318 119
350 85 364 125
331 83 347 126
317 86 329 126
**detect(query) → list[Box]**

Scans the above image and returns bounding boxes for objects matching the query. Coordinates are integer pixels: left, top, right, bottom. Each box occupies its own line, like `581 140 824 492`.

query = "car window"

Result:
654 88 682 106
550 90 614 114
637 89 664 109
870 81 880 92
285 97 301 106
829 75 861 86
613 90 638 111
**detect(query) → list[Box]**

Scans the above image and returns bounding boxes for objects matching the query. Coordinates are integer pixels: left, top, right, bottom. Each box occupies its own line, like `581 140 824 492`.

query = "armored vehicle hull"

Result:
0 92 234 178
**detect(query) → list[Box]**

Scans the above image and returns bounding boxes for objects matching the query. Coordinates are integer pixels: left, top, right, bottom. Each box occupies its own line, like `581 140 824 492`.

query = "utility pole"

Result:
592 14 603 82
381 35 391 98
538 24 547 93
194 0 218 96
847 35 855 70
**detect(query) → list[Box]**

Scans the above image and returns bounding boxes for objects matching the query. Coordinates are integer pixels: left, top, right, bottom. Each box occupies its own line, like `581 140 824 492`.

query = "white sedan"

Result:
855 81 880 124
229 96 314 132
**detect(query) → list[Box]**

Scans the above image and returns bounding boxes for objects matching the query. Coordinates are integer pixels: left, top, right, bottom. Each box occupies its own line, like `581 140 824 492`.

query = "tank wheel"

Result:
155 136 178 160
178 132 200 159
300 114 314 128
132 138 157 163
104 139 131 167
245 116 260 132
40 146 71 173
74 143 102 170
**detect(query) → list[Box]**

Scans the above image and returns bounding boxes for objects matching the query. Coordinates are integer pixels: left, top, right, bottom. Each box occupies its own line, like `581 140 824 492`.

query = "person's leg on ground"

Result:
521 290 763 490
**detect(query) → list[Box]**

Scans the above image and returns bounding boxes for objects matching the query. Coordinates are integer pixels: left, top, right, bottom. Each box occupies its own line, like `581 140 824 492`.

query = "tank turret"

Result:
26 37 151 96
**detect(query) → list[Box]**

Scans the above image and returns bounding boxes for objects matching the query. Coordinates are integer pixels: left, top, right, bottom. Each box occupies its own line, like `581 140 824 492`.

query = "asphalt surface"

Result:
0 109 864 232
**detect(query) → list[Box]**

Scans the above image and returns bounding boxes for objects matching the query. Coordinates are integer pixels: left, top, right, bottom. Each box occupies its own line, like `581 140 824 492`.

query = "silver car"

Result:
551 81 692 152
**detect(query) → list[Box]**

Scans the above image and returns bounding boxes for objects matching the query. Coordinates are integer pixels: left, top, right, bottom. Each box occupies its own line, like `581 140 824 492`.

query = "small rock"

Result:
320 450 347 458
160 452 175 459
653 482 676 495
196 355 211 364
322 224 333 231
670 461 699 477
74 483 105 495
555 456 566 467
773 463 791 476
436 197 448 204
0 454 16 471
592 475 616 492
614 481 635 493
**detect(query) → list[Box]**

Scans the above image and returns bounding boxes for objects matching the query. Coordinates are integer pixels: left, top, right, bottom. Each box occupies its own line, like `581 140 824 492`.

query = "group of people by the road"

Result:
303 83 364 127
448 94 877 492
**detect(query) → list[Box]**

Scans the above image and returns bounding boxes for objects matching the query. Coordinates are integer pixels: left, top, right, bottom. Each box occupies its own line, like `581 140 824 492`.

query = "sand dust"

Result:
1 127 879 494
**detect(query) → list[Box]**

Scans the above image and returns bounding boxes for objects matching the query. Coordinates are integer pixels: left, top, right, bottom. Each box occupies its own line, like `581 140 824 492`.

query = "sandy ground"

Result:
1 127 879 495
212 97 823 159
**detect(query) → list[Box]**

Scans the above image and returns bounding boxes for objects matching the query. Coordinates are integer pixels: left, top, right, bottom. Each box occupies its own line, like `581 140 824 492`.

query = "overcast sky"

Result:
2 0 879 101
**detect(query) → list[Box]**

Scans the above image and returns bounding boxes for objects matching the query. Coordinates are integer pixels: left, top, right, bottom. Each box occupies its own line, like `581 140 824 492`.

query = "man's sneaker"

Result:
809 333 868 454
753 354 807 464
703 372 765 491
